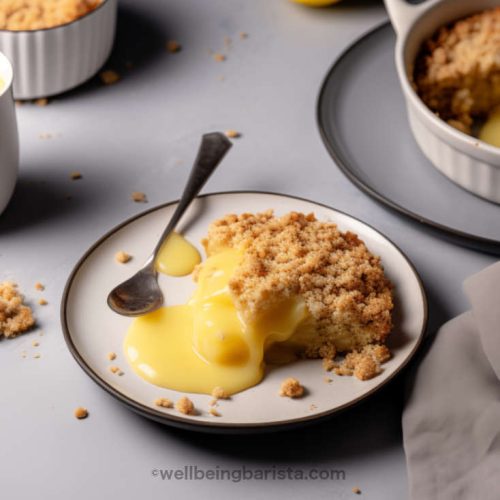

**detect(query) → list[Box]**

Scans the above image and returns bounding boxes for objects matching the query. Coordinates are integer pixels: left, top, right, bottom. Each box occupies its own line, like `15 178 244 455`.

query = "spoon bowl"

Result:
107 132 232 316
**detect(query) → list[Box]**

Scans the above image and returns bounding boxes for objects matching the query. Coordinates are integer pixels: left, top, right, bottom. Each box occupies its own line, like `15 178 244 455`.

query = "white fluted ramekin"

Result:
0 0 117 100
384 0 500 204
0 51 18 216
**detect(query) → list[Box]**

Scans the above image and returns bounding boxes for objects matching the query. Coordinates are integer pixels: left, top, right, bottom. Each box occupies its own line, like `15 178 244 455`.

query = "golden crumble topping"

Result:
201 211 393 356
0 282 35 338
0 0 102 31
279 377 304 398
414 7 500 134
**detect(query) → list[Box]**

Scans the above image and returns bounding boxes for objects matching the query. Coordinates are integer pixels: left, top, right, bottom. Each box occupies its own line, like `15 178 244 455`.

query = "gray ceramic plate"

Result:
61 191 427 433
317 23 500 254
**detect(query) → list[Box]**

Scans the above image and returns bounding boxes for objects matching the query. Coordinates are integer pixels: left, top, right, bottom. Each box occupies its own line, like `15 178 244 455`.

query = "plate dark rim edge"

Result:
60 190 428 433
316 21 500 253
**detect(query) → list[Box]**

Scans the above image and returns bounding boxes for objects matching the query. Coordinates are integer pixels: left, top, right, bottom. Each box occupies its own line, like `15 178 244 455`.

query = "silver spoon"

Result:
107 132 232 316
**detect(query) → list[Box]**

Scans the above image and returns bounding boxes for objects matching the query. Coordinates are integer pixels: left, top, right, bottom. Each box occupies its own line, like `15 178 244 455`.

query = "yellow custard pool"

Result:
125 247 308 395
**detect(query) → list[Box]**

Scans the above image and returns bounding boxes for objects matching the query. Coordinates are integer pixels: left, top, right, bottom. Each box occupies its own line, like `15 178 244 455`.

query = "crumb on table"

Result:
209 408 221 417
99 70 120 85
0 281 35 338
279 377 304 398
115 251 132 264
70 171 82 180
74 407 88 420
131 191 147 203
166 40 181 53
38 298 48 306
34 282 44 291
107 352 117 361
175 396 195 415
154 397 173 409
213 53 226 62
352 486 361 495
225 129 241 138
35 98 48 107
32 340 39 347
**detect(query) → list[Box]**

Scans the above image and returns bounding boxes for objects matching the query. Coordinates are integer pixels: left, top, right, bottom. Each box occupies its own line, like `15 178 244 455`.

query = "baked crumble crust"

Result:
414 7 500 134
0 0 102 31
201 211 393 356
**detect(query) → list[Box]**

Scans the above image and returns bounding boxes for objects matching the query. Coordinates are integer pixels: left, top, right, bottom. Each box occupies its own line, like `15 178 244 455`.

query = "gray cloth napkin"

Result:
403 262 500 500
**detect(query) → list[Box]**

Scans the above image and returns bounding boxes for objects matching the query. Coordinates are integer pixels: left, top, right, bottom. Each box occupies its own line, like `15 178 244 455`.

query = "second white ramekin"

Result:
384 0 500 204
0 0 117 100
0 51 18 216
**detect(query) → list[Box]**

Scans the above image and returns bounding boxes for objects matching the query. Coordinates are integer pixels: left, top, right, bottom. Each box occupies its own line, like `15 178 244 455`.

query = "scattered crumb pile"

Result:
0 282 35 338
323 344 391 381
414 7 500 134
0 0 103 31
201 211 393 356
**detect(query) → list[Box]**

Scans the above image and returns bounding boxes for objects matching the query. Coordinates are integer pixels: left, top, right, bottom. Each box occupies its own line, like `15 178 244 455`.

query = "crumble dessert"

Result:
0 0 102 31
279 377 304 398
414 7 500 135
0 282 35 338
201 211 393 357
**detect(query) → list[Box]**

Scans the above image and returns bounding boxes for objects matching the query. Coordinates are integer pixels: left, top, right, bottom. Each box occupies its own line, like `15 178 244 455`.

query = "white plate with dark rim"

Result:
61 191 427 433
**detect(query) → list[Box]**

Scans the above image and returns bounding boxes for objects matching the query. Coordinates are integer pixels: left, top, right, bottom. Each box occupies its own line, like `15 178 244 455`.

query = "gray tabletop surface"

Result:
0 1 495 499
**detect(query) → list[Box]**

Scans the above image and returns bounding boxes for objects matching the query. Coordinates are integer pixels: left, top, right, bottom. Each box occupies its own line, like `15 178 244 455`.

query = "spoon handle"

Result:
152 132 232 258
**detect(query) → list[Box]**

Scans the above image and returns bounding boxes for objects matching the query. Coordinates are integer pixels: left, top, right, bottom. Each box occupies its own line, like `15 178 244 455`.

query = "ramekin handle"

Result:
383 0 440 36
